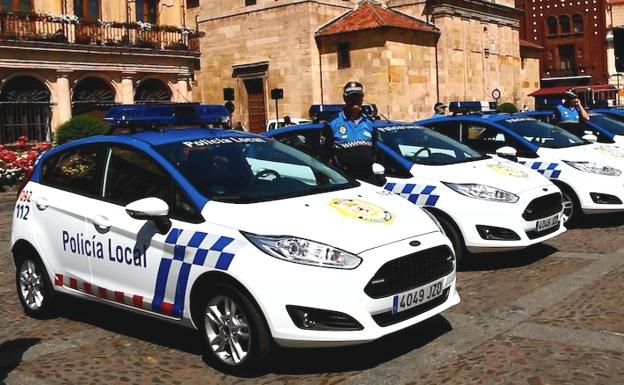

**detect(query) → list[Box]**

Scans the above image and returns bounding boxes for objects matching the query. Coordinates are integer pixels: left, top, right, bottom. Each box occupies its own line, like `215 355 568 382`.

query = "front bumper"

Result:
565 173 624 214
441 185 566 253
240 231 459 348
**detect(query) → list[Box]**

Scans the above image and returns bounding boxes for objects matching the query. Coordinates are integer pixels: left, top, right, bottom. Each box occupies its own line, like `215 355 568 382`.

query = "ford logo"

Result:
409 240 421 247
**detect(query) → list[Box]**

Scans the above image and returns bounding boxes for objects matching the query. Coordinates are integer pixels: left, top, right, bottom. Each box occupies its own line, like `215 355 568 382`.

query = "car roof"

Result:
43 128 264 159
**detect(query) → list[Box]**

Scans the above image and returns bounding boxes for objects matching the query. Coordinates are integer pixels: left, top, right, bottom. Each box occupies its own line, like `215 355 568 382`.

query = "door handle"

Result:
34 197 48 210
93 215 111 231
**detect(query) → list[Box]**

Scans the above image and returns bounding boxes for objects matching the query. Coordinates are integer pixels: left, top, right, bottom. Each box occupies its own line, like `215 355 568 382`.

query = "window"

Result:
558 44 575 72
272 130 321 157
559 15 571 34
41 146 103 196
338 42 351 69
186 0 199 8
104 147 169 206
1 0 31 12
103 146 202 222
74 0 100 20
245 0 256 5
136 0 157 24
547 16 558 35
573 14 583 33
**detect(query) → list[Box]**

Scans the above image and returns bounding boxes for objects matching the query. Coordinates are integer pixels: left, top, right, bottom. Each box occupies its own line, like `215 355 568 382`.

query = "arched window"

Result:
72 77 116 117
0 75 51 143
1 0 32 12
560 15 571 34
573 14 584 33
135 78 172 104
74 0 100 20
547 16 558 35
136 0 158 23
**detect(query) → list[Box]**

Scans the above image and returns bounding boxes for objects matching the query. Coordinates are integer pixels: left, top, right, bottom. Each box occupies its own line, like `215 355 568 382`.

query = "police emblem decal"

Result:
339 126 347 135
487 163 528 178
329 198 394 224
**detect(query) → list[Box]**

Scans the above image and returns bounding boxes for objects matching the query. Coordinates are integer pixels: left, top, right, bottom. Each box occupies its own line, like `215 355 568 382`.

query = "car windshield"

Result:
587 115 624 135
498 118 586 148
377 125 488 165
156 136 356 203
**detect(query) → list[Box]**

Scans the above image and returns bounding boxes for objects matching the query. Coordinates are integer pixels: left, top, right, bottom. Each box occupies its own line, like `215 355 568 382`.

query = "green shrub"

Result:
497 102 518 114
56 115 107 144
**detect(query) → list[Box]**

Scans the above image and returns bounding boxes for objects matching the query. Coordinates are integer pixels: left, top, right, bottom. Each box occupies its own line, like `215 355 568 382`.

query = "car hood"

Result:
538 143 624 167
412 158 552 194
201 184 440 254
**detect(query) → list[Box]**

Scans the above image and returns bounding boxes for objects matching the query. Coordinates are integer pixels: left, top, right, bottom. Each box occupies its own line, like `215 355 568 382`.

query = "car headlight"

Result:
564 161 622 176
443 182 519 203
422 209 446 235
242 232 362 269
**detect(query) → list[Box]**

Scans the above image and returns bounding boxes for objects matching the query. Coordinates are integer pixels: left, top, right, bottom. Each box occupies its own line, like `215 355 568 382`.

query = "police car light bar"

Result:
104 104 230 132
448 101 497 114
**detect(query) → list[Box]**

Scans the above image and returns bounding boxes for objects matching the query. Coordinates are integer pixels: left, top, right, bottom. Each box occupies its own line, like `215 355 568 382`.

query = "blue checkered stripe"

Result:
384 182 440 206
519 161 561 179
151 228 246 318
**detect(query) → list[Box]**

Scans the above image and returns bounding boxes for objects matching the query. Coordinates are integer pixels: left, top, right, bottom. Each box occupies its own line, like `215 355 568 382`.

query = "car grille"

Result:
522 193 563 221
371 288 450 327
364 246 454 299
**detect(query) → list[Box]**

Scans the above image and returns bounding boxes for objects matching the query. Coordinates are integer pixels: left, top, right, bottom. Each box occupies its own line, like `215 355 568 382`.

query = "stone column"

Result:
176 74 190 102
55 71 72 126
121 73 135 104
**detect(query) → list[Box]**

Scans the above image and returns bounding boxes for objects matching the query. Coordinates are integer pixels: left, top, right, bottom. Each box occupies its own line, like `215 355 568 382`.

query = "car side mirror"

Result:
372 162 385 175
496 146 518 162
125 197 172 235
582 134 598 143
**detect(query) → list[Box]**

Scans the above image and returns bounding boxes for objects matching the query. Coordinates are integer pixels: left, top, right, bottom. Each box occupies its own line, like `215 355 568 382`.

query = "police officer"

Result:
430 102 448 118
553 91 590 126
322 81 376 182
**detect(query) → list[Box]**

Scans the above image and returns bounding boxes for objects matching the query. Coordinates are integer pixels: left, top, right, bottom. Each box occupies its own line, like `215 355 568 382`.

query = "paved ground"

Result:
1 190 624 385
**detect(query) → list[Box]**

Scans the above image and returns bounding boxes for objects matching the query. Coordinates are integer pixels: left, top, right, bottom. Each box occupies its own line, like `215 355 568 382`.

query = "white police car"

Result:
11 128 459 374
420 112 624 224
264 123 565 260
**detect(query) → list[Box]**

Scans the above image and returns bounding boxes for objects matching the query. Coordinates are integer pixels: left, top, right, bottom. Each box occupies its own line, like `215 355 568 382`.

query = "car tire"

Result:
199 283 271 375
15 253 56 319
559 185 581 227
437 215 466 265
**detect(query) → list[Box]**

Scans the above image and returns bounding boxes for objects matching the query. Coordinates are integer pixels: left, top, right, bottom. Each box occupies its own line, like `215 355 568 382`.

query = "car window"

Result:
587 115 624 136
272 130 320 157
103 146 202 222
156 136 355 203
377 125 488 166
425 120 462 141
498 118 586 149
41 146 103 196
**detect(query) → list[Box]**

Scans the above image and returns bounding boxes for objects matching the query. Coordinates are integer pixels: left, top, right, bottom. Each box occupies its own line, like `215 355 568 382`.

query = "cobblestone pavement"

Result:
1 190 624 385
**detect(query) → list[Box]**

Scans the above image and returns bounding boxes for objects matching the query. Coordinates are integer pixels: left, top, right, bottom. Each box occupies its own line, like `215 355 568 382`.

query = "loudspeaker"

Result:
223 87 234 101
614 28 624 73
271 88 283 100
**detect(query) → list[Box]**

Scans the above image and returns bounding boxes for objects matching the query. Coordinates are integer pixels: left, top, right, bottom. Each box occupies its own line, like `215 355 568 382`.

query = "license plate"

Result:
536 213 560 232
392 278 445 314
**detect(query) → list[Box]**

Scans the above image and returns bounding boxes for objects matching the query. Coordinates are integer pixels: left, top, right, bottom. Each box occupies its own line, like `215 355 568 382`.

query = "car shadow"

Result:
0 337 41 383
569 212 624 229
54 295 453 377
265 314 452 376
458 243 559 272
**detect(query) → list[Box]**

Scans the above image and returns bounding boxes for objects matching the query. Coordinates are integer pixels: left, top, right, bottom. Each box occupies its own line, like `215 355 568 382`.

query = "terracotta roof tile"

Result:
316 0 439 37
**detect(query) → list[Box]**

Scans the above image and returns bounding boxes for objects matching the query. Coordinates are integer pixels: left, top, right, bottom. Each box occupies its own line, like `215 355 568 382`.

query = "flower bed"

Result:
0 136 52 189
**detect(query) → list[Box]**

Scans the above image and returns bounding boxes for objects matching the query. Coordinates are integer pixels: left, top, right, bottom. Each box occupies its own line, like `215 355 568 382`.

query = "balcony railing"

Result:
0 11 202 52
543 67 589 78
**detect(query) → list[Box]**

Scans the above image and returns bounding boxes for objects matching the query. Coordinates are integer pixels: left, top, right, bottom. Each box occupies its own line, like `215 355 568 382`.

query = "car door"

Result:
83 144 204 318
35 145 106 285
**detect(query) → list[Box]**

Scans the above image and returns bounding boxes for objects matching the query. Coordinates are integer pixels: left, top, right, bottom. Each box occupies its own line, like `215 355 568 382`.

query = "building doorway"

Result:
0 75 50 143
244 78 266 133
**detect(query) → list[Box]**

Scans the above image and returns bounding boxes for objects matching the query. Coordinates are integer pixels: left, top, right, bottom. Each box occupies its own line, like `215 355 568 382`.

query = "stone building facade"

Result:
190 0 540 132
0 0 200 143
